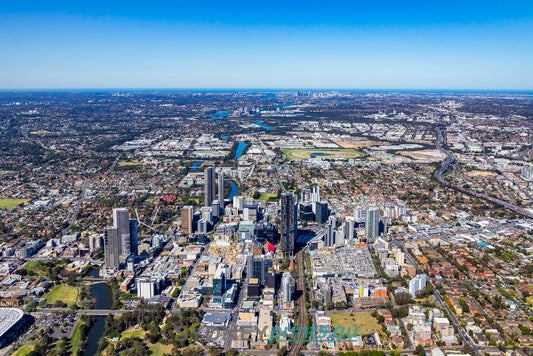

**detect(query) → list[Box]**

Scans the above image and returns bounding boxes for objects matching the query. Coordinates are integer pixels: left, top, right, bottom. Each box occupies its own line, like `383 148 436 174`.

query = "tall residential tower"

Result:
365 206 380 242
280 192 296 257
204 167 216 207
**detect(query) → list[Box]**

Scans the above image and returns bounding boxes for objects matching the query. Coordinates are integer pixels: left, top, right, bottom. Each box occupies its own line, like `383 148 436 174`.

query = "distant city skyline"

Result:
1 0 532 89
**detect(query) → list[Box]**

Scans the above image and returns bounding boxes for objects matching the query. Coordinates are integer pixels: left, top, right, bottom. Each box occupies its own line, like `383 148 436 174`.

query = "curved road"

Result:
433 118 533 219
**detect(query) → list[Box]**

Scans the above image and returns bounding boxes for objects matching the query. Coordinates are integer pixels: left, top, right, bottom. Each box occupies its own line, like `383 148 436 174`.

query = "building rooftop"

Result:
0 308 24 338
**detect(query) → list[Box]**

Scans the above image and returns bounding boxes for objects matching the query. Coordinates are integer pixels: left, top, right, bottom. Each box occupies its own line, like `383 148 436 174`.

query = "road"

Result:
25 307 129 316
433 117 533 219
257 135 286 192
400 245 481 356
61 155 120 234
223 273 249 351
289 249 306 356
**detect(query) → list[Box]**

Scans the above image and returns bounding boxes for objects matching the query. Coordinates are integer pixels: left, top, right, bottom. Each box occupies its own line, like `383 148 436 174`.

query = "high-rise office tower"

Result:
248 255 273 286
113 208 131 256
315 201 329 224
233 196 244 210
129 219 138 256
218 171 225 205
212 264 226 304
325 219 335 247
197 218 208 234
181 205 194 235
300 187 311 203
344 218 354 241
336 228 345 246
212 200 221 220
298 202 314 222
204 167 216 207
311 186 320 203
365 206 380 242
354 206 366 223
280 192 296 257
104 226 119 271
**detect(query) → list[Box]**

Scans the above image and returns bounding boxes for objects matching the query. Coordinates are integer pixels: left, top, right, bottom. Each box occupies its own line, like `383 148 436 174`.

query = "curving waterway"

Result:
82 272 113 356
234 142 248 159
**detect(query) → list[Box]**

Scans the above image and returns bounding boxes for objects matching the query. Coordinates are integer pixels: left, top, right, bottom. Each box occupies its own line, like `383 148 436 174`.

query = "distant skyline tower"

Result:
113 208 131 256
181 205 194 235
365 206 380 242
218 171 225 205
280 192 296 257
104 226 119 272
204 167 216 207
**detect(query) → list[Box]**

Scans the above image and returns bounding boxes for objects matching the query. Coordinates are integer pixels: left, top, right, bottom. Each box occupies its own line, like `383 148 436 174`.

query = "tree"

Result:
458 297 470 314
394 292 412 305
462 345 475 355
277 346 288 356
54 300 66 308
252 191 261 199
415 344 425 356
25 299 37 312
66 273 78 286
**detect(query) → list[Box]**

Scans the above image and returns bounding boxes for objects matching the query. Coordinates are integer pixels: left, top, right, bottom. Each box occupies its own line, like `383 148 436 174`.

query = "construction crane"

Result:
134 206 161 233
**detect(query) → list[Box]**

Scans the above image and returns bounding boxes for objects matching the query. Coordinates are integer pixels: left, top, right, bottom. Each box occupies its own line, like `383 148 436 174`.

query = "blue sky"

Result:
1 1 532 89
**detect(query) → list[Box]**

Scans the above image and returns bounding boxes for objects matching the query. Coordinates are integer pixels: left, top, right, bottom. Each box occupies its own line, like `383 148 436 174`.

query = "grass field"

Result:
121 328 145 340
120 327 172 355
12 344 35 356
282 149 364 161
0 170 13 174
328 312 380 336
415 295 435 303
118 159 142 167
69 320 85 355
23 261 38 272
0 199 29 210
260 193 277 201
45 284 79 305
149 343 173 356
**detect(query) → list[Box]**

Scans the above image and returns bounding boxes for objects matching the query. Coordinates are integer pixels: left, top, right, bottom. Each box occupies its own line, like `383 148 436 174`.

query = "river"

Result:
227 181 238 200
191 160 201 171
234 142 248 159
81 316 105 356
252 120 274 131
81 276 113 355
210 111 229 120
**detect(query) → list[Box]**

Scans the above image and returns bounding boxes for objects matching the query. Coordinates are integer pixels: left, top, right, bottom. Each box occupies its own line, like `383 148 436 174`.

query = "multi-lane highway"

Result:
433 118 533 219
